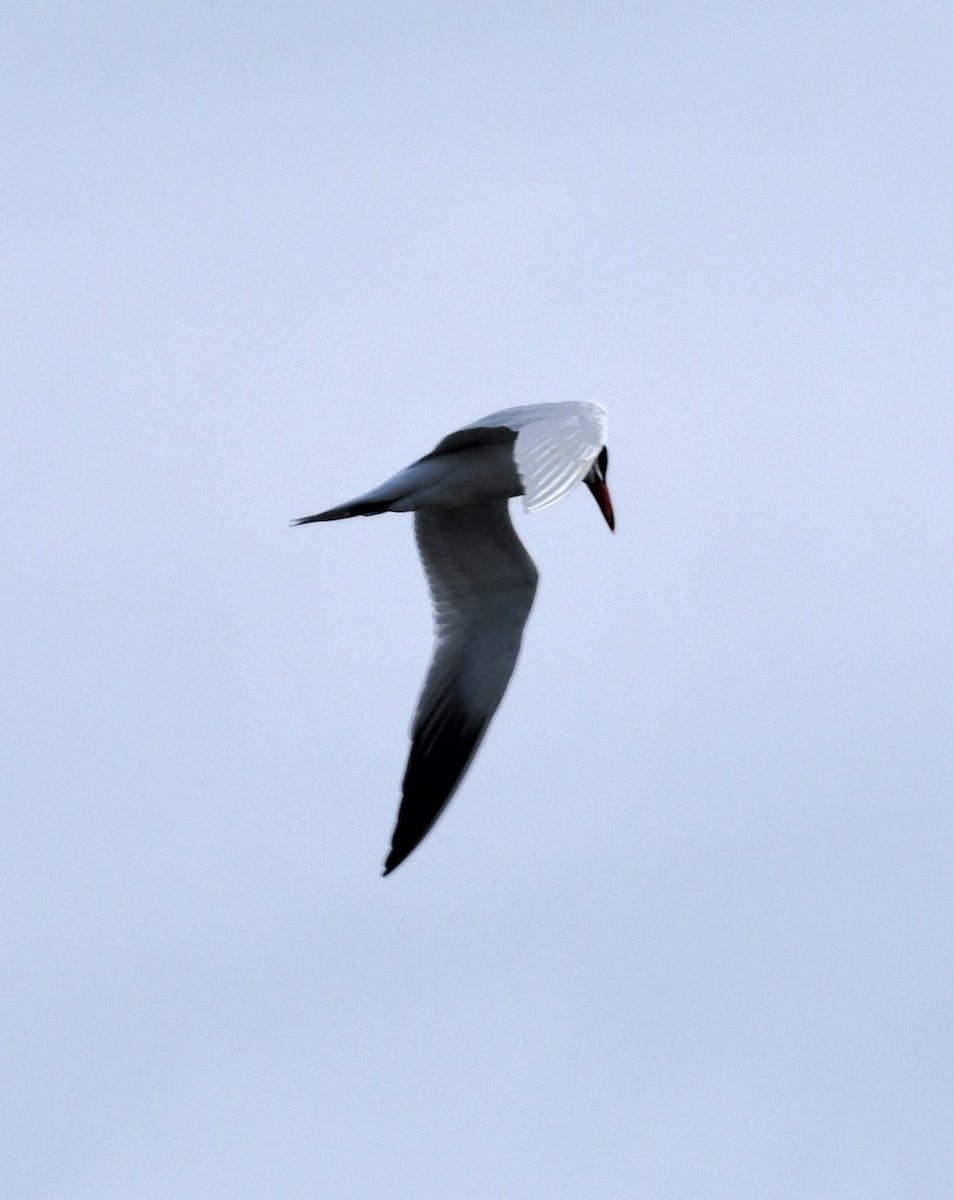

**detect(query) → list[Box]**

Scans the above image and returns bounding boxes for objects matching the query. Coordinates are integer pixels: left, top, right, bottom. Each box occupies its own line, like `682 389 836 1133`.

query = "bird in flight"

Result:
294 401 614 875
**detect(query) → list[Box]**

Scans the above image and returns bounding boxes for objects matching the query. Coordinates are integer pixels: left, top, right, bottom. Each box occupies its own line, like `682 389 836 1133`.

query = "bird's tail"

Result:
292 470 415 525
292 497 394 524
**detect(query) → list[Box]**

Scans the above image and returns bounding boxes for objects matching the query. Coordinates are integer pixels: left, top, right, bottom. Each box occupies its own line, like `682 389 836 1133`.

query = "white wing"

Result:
383 501 539 874
462 401 607 512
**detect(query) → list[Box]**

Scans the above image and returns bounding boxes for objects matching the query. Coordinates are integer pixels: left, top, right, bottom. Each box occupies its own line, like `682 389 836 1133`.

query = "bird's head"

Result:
583 446 615 531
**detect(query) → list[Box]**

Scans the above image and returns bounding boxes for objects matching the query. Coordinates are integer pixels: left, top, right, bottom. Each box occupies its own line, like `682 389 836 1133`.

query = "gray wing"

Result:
383 501 539 875
462 401 608 513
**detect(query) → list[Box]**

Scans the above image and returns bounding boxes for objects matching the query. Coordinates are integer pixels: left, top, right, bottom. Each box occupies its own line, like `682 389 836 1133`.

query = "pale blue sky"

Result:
4 2 953 1196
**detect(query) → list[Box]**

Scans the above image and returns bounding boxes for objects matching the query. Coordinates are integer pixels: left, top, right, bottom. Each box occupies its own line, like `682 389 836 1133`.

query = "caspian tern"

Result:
294 401 614 875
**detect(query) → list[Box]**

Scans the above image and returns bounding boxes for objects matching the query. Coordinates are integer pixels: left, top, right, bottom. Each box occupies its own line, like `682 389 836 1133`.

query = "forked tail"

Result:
292 497 395 524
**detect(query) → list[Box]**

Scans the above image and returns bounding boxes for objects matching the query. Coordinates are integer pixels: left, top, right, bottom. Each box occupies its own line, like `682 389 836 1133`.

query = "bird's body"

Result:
295 401 614 874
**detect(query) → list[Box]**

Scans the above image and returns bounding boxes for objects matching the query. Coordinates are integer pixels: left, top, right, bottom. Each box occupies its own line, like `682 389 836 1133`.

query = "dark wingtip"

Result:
381 845 408 876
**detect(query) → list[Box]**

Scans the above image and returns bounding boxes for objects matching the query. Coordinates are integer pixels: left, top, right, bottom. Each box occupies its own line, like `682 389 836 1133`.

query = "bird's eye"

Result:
597 447 609 477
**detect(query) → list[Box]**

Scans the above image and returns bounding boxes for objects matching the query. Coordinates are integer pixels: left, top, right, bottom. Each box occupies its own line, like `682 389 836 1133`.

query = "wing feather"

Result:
460 401 607 512
383 502 539 874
